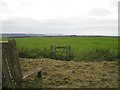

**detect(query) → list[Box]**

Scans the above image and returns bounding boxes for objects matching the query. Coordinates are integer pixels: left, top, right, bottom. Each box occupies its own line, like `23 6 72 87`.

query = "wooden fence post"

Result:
53 45 56 59
7 39 23 87
2 39 42 88
66 46 70 60
2 56 11 81
50 45 54 58
2 44 11 81
67 46 70 60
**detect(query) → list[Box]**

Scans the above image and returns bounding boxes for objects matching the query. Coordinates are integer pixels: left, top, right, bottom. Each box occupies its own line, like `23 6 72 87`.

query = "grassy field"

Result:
2 36 119 88
2 36 119 61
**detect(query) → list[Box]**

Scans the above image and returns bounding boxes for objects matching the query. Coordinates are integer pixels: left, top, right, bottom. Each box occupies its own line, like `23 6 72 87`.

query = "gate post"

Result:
8 39 23 86
66 46 70 61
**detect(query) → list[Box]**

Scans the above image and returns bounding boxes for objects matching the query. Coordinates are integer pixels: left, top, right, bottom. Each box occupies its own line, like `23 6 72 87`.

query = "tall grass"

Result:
18 48 50 58
73 49 118 61
18 47 118 61
18 47 74 60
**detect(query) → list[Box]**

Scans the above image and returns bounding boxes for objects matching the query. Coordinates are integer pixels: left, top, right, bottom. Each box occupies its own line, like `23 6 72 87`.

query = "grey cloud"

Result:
0 0 7 6
109 0 118 8
2 17 118 36
89 8 110 17
0 1 12 14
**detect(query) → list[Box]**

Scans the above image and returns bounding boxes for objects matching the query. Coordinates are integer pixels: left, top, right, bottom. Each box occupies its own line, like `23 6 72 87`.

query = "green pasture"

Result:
2 36 119 61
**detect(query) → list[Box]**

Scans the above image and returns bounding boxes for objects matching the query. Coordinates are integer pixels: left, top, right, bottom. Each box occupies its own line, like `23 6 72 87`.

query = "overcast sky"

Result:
0 0 119 36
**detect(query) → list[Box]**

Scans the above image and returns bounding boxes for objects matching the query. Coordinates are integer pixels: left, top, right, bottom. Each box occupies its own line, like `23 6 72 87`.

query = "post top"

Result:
0 41 8 44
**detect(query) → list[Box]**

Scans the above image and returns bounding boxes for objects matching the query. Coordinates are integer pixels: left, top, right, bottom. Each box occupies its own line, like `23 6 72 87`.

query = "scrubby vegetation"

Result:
20 58 118 88
18 47 118 61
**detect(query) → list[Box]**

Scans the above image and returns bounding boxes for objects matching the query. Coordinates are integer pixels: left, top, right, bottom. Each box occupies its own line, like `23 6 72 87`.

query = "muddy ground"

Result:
20 58 118 88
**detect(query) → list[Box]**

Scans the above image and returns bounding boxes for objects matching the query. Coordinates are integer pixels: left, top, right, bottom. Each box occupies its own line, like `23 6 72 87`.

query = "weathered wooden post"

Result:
2 55 11 81
68 46 71 60
66 46 70 61
53 45 56 59
2 39 42 88
50 45 54 58
2 41 13 84
8 39 23 86
1 39 23 87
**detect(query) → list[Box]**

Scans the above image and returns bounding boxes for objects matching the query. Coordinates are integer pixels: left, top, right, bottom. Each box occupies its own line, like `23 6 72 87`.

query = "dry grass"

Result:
20 58 118 88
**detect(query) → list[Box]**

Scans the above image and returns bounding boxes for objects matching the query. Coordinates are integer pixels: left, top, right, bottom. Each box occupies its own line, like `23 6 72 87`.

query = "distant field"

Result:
2 36 119 61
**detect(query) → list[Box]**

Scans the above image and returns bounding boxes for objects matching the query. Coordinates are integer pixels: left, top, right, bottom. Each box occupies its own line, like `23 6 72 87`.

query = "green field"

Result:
2 36 119 61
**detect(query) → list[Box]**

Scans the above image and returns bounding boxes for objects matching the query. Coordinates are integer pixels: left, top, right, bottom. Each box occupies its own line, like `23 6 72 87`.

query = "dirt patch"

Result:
20 59 118 88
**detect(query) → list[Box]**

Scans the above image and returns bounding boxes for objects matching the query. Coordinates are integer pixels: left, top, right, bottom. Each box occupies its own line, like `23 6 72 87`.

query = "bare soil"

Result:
20 58 118 88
